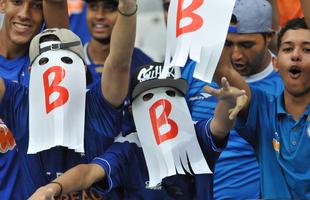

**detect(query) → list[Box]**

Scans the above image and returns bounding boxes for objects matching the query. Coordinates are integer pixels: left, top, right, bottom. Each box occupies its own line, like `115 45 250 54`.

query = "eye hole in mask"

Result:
166 90 176 97
143 93 154 101
39 57 49 65
61 57 73 64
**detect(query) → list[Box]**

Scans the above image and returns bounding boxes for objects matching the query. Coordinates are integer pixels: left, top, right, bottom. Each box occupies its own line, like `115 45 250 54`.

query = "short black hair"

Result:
230 14 237 25
277 17 309 50
84 0 118 7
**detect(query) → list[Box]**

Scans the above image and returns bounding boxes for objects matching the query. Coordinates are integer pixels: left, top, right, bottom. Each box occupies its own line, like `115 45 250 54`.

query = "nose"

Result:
291 48 302 62
18 2 31 20
231 46 243 62
95 7 108 19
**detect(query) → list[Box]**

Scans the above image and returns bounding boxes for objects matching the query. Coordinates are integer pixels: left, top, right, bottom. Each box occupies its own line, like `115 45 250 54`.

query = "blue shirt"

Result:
0 80 122 199
84 44 153 135
214 63 283 199
181 60 283 199
92 119 228 200
235 87 310 199
0 55 30 200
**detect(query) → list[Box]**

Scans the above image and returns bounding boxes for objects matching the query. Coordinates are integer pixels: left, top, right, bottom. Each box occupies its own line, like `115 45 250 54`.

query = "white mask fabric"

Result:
28 48 86 154
132 87 211 187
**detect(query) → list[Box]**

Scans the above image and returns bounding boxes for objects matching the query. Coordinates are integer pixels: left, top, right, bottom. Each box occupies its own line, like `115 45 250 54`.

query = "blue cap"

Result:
230 0 272 33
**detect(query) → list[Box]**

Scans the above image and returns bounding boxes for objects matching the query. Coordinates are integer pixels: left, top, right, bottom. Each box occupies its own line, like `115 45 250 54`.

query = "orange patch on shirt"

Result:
272 138 280 153
0 123 16 153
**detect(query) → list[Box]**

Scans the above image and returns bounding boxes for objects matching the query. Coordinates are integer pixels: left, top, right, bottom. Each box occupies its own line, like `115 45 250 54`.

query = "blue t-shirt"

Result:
0 80 122 199
181 60 283 199
84 44 153 135
235 87 310 199
0 55 30 200
92 119 228 200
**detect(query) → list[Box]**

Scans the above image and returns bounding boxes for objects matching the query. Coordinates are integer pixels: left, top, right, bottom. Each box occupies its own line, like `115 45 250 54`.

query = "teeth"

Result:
94 24 107 28
14 23 31 29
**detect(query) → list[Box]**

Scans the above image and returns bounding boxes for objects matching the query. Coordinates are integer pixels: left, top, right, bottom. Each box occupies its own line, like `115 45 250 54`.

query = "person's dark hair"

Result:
40 35 60 43
85 0 118 10
260 32 273 42
230 14 237 25
277 17 308 50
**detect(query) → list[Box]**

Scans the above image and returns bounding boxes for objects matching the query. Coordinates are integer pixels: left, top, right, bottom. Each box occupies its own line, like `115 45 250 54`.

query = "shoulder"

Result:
132 48 153 63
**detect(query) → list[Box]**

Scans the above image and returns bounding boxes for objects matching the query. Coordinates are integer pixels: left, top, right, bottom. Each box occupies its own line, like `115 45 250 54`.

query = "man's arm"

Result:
205 77 248 142
213 48 251 119
101 0 136 107
28 164 105 199
43 0 69 28
300 0 310 28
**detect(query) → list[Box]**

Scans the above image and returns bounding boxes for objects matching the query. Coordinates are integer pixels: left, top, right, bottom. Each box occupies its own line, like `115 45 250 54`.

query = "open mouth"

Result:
288 66 302 79
233 63 247 71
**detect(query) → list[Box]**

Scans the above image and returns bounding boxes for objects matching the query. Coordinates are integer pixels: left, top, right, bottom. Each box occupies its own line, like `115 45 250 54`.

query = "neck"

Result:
87 38 110 65
283 91 310 120
257 50 272 73
0 30 28 59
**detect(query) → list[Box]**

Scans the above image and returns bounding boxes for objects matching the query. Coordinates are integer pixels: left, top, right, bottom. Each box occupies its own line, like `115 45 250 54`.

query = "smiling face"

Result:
86 0 118 44
0 0 43 46
224 32 271 76
274 28 310 98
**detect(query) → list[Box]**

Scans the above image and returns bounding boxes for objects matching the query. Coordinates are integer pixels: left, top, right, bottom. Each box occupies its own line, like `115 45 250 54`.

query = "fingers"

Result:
233 89 246 98
204 85 220 96
221 77 230 91
228 94 248 120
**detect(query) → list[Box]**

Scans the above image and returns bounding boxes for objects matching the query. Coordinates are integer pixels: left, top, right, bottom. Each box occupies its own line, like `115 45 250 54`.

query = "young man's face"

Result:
224 32 271 76
274 28 310 97
0 0 43 46
86 0 118 44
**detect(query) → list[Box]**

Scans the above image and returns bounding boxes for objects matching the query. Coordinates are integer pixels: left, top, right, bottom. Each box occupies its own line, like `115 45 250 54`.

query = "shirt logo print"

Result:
0 120 16 153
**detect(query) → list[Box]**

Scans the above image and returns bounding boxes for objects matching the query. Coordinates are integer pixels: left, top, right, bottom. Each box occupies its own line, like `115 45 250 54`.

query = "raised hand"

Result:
204 77 248 120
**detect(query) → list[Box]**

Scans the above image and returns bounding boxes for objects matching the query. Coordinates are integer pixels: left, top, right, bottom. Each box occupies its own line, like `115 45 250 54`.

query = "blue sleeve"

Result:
0 79 29 149
234 87 267 149
195 119 228 170
91 141 139 194
181 60 218 121
85 83 123 138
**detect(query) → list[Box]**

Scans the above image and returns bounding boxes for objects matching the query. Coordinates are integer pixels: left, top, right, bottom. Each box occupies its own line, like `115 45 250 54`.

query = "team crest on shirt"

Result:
0 119 16 153
272 132 280 153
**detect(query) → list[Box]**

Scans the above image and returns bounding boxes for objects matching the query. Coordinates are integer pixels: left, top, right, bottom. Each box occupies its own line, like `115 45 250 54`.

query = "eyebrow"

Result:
32 0 43 3
281 41 310 45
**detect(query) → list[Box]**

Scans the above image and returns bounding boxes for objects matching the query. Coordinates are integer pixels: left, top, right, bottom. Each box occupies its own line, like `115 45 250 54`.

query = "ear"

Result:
272 56 279 72
0 0 7 13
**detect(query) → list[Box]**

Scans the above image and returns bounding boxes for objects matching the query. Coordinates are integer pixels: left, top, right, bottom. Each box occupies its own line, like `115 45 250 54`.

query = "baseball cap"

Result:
230 0 272 33
131 62 188 100
29 28 85 65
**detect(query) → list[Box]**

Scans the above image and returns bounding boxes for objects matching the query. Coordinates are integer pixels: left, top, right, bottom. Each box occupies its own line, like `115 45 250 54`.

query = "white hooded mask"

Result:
28 41 86 154
132 86 211 187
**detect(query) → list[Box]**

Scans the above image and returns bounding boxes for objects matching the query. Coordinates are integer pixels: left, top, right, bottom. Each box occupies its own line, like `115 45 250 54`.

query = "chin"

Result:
286 87 310 98
11 36 32 46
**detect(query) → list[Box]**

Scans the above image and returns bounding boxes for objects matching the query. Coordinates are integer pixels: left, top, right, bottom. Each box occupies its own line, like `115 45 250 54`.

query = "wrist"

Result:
118 3 137 16
49 181 63 197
